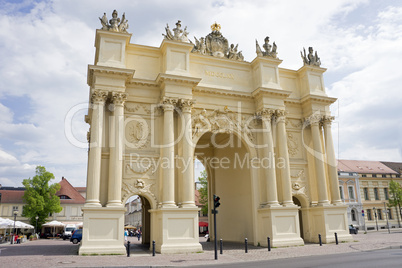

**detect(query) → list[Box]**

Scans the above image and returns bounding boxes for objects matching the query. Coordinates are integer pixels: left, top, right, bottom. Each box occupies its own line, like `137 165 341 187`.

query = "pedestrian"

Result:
137 230 141 241
124 229 128 242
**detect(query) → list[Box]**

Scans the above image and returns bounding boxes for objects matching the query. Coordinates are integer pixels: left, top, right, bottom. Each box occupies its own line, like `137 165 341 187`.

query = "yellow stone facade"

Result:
80 13 352 255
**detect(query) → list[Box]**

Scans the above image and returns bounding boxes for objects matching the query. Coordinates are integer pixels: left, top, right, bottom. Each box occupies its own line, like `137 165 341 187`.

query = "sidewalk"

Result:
0 230 401 267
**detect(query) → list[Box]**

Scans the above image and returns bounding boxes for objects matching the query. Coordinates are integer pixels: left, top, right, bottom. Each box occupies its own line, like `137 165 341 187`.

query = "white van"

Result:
62 224 77 240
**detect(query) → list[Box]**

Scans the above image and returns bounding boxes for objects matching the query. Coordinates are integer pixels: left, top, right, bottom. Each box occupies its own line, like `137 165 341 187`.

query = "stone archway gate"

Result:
80 11 352 255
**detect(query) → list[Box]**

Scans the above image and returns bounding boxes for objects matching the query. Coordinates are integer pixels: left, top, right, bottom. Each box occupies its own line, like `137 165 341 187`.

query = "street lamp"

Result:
35 216 39 235
373 207 378 231
12 210 18 244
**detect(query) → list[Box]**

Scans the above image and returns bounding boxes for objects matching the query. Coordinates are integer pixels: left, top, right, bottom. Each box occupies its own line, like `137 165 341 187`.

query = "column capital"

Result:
91 90 108 104
161 97 178 111
178 98 195 113
304 113 323 126
111 92 128 106
322 115 335 125
256 108 275 121
275 109 288 123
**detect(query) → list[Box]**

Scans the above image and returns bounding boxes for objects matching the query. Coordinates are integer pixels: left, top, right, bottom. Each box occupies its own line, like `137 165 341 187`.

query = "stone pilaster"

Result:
107 92 127 207
257 108 279 206
306 114 330 205
161 97 177 207
86 90 107 207
276 109 293 206
323 116 342 205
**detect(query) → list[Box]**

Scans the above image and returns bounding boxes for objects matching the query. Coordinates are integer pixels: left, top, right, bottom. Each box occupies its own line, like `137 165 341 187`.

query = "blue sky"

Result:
0 0 402 187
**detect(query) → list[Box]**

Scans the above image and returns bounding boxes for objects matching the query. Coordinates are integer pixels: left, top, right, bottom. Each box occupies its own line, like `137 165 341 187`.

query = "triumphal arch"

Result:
80 10 352 255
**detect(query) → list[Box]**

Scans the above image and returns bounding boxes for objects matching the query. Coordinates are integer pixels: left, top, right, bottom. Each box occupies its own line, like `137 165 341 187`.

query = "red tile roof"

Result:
0 189 25 203
56 177 86 204
337 159 397 174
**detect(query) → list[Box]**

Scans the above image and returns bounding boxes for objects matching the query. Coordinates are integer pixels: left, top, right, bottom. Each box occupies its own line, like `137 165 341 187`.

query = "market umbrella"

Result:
124 225 137 229
43 220 65 237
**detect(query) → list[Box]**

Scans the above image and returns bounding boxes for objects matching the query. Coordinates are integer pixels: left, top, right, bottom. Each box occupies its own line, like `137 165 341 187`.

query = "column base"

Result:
307 205 353 243
106 200 123 207
149 207 202 254
257 206 304 247
84 200 102 207
79 206 126 255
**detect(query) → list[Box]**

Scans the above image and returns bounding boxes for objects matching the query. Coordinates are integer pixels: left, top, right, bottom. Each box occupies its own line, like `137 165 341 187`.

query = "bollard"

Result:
152 240 156 256
335 232 338 245
126 241 130 257
267 237 271 252
245 238 248 253
319 234 322 246
220 239 223 254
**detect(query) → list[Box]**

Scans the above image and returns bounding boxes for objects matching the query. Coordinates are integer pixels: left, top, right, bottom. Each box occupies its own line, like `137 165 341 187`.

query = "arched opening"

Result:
123 194 152 252
195 131 254 244
293 196 304 239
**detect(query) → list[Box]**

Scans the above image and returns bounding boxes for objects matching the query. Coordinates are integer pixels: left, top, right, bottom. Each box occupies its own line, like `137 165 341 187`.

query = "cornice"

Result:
87 65 135 86
128 78 158 87
252 87 292 99
193 86 253 99
156 73 202 87
300 94 337 105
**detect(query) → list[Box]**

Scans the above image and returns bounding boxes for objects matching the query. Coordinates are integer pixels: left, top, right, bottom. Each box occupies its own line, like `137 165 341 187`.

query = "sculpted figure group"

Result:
98 12 322 66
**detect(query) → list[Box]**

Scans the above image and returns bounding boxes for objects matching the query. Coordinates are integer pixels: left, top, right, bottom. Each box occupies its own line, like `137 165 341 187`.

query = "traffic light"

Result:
214 195 220 208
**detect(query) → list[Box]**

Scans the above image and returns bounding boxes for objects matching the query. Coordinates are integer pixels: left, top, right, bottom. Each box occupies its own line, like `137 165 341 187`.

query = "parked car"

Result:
349 225 358 234
70 229 82 244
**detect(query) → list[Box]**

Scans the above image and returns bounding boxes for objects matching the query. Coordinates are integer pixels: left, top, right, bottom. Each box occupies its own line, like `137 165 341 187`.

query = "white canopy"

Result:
42 220 66 227
0 218 34 229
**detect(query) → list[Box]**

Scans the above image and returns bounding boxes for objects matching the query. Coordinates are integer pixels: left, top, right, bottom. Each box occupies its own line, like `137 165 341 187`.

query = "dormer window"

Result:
59 195 71 199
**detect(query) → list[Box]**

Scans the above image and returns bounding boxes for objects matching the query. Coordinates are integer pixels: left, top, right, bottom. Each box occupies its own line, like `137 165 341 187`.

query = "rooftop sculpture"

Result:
99 10 129 33
301 47 321 67
256 36 278 59
162 20 190 42
192 22 244 61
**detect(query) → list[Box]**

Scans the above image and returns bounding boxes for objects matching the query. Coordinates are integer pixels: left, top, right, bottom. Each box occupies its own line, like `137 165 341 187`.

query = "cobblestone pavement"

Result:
0 230 401 267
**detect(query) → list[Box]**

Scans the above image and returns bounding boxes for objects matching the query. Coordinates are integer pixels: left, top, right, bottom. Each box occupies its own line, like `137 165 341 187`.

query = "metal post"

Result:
214 206 218 260
152 240 155 256
126 241 130 257
267 237 271 251
373 207 378 231
318 234 322 246
220 239 223 254
335 232 338 245
245 238 248 253
384 202 390 234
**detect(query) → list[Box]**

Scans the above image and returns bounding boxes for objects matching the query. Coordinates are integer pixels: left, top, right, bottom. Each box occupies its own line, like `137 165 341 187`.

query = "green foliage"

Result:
198 170 208 215
21 166 62 231
389 180 402 207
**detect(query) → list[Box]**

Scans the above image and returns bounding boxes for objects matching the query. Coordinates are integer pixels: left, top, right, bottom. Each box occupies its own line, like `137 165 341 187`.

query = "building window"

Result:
339 186 344 200
362 174 367 177
384 188 389 200
372 174 377 178
367 209 372 220
382 174 386 178
387 209 393 220
351 209 357 221
377 209 383 220
364 187 369 200
397 175 401 178
59 195 71 199
374 188 380 200
12 206 18 212
348 186 355 200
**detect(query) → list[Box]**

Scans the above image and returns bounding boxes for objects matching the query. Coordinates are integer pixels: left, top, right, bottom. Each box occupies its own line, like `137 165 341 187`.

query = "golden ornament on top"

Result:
211 22 221 32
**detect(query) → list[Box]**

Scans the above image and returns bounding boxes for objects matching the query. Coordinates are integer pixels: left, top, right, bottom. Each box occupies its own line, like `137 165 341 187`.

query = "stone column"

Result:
180 99 196 207
107 92 127 207
161 98 177 207
258 108 279 206
276 110 293 206
308 114 330 205
86 90 107 207
323 116 342 205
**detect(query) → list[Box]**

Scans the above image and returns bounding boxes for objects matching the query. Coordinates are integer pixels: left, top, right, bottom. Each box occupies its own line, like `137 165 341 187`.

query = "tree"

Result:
22 166 62 232
198 170 208 216
388 180 402 228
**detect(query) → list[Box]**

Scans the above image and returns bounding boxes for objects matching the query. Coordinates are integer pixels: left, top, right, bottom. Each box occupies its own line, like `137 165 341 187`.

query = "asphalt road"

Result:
186 248 402 268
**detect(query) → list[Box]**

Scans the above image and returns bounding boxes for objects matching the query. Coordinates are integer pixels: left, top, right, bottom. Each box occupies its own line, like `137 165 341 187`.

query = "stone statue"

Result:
99 10 129 33
192 22 244 61
301 47 321 66
255 36 278 58
163 20 190 42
